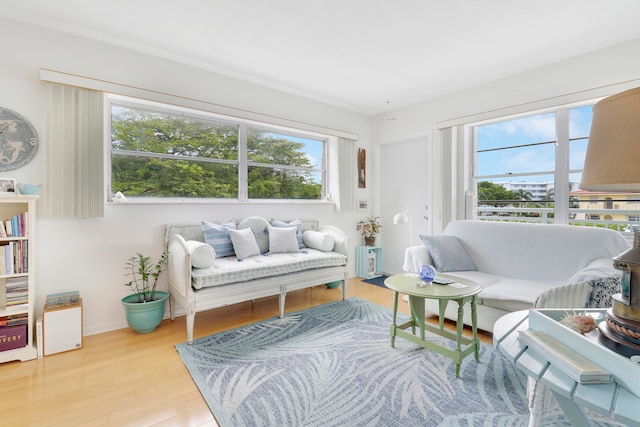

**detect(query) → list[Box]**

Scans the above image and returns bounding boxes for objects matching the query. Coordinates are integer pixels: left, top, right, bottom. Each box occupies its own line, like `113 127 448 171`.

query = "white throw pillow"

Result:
419 235 476 272
268 226 300 254
238 217 270 254
184 240 215 268
271 218 306 249
229 227 261 259
302 230 335 252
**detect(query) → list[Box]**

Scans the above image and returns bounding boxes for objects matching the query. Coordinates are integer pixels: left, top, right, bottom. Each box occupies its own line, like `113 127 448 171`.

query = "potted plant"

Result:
121 251 169 333
357 216 382 246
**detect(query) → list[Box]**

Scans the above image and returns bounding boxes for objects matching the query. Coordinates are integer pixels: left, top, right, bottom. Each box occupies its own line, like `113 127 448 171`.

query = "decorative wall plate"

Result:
0 107 39 171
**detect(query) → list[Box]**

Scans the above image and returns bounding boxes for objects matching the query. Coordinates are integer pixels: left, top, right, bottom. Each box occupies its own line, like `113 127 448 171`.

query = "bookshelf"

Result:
0 195 38 363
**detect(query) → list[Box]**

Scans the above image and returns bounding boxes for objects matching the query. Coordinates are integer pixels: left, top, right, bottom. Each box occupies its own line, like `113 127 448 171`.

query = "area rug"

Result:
362 274 388 288
176 298 622 427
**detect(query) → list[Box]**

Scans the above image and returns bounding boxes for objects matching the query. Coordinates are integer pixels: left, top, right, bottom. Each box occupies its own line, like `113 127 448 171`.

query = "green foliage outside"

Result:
477 181 518 203
111 106 322 199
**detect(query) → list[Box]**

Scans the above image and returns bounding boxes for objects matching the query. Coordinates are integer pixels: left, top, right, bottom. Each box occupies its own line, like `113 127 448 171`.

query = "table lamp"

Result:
580 86 640 356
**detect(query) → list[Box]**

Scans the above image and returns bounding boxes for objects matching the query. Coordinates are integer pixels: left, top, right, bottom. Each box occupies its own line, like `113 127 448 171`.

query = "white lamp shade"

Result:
581 87 640 191
393 210 409 224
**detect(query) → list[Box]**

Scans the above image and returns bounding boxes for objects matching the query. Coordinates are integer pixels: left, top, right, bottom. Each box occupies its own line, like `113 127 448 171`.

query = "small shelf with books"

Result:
0 195 38 363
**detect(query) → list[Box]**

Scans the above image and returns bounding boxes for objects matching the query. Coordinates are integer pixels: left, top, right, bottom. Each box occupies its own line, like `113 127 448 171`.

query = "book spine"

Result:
4 245 10 274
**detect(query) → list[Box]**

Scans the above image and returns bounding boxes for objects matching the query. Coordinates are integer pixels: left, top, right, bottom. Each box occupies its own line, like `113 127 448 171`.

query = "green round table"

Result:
384 272 482 377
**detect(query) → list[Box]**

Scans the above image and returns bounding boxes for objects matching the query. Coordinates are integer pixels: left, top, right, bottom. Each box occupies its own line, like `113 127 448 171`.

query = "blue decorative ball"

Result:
419 264 436 283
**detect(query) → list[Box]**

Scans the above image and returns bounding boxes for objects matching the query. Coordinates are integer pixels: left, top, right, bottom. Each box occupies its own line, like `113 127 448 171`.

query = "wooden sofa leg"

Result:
169 295 175 320
186 313 195 344
279 285 286 318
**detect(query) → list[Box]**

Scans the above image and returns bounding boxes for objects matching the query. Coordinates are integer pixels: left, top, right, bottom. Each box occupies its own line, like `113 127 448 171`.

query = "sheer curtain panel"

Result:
328 137 355 212
44 83 104 218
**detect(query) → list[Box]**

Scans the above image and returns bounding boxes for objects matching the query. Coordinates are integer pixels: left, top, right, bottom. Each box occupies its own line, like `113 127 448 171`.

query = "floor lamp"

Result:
393 209 412 246
580 86 640 356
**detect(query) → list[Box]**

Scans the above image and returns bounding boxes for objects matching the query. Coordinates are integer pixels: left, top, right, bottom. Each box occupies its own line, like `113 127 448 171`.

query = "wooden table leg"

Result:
409 295 426 340
390 291 398 347
453 298 465 377
438 299 447 330
471 295 479 361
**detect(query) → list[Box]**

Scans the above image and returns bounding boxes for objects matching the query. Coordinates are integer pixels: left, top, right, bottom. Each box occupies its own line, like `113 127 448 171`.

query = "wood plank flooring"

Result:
0 278 493 426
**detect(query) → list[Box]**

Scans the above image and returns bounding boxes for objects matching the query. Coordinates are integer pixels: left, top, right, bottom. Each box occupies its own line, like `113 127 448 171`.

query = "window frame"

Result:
468 99 598 225
106 94 330 204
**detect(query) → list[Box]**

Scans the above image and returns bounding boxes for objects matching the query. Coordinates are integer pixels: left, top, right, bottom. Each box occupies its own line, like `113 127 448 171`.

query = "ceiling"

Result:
2 0 640 115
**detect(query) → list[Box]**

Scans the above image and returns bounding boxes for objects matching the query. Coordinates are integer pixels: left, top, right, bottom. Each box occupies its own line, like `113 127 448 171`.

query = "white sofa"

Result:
166 217 349 342
403 220 629 332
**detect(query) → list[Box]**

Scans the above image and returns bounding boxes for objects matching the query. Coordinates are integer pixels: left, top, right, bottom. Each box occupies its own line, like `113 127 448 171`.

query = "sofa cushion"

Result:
229 227 261 259
184 240 216 268
201 219 236 258
271 218 305 249
238 217 270 254
419 235 476 272
481 298 532 313
191 249 348 289
479 276 560 305
268 225 300 254
303 230 335 252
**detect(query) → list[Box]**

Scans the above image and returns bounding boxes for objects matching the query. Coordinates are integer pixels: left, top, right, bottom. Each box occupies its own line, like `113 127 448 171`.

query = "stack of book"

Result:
5 277 28 309
518 330 613 384
0 212 28 238
0 313 27 327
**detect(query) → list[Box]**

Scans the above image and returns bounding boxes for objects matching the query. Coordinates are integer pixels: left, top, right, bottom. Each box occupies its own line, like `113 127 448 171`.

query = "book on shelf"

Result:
0 212 28 238
0 241 29 275
45 291 80 309
518 330 613 384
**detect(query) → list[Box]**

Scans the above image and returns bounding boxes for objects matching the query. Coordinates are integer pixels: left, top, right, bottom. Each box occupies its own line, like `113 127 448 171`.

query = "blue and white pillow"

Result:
271 218 305 249
201 219 237 258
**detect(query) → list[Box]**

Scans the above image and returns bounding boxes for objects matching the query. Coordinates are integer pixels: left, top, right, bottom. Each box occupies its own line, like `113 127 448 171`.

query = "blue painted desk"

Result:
494 310 640 426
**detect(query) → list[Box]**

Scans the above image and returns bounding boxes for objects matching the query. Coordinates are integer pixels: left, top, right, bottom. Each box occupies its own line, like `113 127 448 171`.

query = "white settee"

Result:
403 220 629 331
166 217 349 342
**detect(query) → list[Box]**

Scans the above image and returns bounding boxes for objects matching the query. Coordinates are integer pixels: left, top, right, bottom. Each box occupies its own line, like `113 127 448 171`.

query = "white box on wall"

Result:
43 300 83 356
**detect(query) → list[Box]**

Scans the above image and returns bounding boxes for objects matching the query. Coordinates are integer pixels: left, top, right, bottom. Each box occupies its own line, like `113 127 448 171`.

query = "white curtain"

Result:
441 127 454 225
328 137 355 212
44 83 104 218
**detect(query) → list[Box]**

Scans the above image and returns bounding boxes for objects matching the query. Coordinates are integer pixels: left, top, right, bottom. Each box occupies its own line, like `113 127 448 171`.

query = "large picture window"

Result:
109 96 327 201
472 102 640 233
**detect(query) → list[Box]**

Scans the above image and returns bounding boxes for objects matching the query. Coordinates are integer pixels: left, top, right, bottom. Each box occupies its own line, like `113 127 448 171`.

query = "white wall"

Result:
374 37 640 274
5 15 640 335
0 18 374 335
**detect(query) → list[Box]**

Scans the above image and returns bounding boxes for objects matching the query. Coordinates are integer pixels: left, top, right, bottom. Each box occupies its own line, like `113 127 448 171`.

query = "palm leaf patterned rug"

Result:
176 298 623 426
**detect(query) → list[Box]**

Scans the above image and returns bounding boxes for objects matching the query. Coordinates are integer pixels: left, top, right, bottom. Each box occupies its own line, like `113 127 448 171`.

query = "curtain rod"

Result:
438 77 640 129
39 68 359 141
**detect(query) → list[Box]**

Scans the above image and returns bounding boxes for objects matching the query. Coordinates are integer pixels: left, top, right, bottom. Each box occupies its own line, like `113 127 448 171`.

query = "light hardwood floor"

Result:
1 278 493 427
